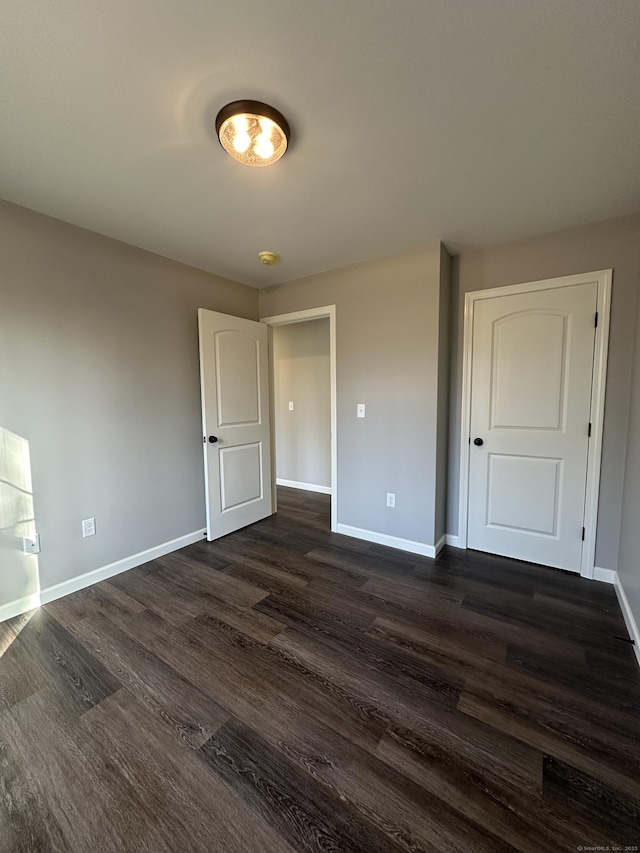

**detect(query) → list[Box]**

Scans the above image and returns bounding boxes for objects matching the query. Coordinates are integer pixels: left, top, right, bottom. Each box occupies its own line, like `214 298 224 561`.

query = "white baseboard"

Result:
0 529 206 624
614 572 640 668
434 535 446 556
445 534 464 549
276 478 332 495
593 566 616 584
336 523 439 558
0 591 44 624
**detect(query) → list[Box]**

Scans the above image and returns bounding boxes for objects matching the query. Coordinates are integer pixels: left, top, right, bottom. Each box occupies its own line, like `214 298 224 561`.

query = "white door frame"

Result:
457 270 612 579
260 305 337 533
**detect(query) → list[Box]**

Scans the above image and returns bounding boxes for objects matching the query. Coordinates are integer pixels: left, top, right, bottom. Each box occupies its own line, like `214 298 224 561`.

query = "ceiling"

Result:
1 1 639 287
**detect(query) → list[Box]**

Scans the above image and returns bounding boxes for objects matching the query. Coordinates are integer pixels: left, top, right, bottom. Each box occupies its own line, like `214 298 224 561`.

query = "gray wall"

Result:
447 213 640 570
273 319 331 489
617 275 640 634
260 244 447 548
0 200 257 611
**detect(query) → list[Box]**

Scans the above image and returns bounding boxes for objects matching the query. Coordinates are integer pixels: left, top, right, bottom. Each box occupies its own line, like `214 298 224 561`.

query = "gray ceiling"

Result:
2 0 639 287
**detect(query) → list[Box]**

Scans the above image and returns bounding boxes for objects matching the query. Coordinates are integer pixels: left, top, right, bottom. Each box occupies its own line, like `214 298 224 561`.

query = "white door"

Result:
198 309 273 540
467 281 597 572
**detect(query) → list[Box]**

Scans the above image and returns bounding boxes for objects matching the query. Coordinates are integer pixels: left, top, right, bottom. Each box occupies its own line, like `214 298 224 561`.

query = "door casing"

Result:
260 305 338 533
457 270 612 579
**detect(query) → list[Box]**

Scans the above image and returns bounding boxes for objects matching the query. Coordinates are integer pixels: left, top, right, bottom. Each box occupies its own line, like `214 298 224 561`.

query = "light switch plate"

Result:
357 403 366 418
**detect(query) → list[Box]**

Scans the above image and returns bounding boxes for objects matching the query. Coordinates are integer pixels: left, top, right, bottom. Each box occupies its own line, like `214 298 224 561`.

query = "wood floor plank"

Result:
156 551 271 608
150 611 389 755
0 688 172 852
43 579 146 628
0 611 46 712
211 535 368 587
81 689 297 853
272 627 542 794
542 755 640 845
0 700 70 853
305 545 418 583
69 613 228 748
414 549 538 597
505 643 640 715
376 728 612 852
259 597 464 709
199 719 411 853
224 559 312 596
1 486 639 850
201 699 519 853
462 588 631 655
2 609 121 716
176 540 232 571
458 670 640 800
363 583 591 665
107 566 204 625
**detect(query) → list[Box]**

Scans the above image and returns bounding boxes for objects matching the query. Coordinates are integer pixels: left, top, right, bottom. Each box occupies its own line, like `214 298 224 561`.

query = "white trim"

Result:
445 534 464 549
434 534 446 556
0 529 206 624
614 573 640 668
261 305 338 534
581 271 612 579
457 270 612 580
276 478 332 495
336 523 440 558
0 591 43 624
593 566 616 585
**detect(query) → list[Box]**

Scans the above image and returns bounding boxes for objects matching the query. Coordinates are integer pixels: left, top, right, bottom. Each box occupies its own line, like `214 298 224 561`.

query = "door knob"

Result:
473 437 484 446
208 435 218 443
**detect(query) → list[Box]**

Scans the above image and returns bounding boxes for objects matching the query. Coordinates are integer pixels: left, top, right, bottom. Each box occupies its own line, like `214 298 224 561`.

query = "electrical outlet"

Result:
357 403 366 418
23 534 41 555
288 401 294 411
386 492 395 508
82 517 96 538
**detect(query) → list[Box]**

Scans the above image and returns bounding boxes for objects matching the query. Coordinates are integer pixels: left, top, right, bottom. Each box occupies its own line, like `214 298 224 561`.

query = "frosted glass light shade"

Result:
216 101 289 167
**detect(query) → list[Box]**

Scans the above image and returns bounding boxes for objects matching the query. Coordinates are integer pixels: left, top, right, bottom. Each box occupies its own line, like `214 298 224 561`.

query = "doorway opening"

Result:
261 306 337 533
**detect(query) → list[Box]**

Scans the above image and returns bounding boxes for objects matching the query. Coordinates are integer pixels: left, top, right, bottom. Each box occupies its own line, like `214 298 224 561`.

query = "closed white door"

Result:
198 309 273 540
467 281 597 572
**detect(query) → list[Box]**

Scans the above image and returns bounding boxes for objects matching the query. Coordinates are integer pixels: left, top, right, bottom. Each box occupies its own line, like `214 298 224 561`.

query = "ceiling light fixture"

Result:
258 251 279 265
216 100 290 167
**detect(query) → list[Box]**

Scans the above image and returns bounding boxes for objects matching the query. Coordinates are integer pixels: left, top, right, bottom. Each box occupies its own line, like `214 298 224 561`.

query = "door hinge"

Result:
582 527 585 541
594 311 599 328
588 422 592 437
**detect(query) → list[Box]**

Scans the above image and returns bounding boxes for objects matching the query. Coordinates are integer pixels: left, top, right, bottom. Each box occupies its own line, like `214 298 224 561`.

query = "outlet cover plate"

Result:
23 534 41 555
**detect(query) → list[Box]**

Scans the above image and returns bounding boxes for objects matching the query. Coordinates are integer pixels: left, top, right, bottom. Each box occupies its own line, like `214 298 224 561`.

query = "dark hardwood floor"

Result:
1 487 639 851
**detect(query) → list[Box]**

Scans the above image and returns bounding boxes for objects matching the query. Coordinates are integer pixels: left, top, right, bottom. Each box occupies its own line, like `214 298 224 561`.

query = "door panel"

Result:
219 443 263 511
468 282 597 571
215 331 260 426
486 454 562 535
491 312 568 430
199 310 272 540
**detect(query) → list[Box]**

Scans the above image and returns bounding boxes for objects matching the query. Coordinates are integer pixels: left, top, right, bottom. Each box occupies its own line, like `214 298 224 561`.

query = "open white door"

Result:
198 309 273 540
